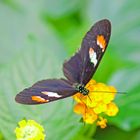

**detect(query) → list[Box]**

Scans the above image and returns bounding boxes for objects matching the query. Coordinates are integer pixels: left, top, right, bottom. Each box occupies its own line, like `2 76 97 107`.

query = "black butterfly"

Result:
15 19 111 105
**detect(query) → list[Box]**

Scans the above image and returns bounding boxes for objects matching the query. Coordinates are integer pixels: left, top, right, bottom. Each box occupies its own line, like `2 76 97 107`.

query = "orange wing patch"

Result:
31 96 49 103
97 35 106 52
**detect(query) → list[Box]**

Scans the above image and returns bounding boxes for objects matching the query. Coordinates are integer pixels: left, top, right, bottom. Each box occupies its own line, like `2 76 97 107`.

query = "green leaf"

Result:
44 0 83 18
108 67 140 131
0 2 88 140
95 126 140 140
86 0 140 133
87 0 140 63
1 0 140 139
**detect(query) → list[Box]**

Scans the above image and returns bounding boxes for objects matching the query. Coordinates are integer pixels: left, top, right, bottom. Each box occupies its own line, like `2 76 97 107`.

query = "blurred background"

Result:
0 0 140 139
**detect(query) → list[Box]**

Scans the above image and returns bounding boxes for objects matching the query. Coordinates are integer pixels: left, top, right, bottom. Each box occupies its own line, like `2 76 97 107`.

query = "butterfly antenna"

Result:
87 94 92 102
90 91 127 94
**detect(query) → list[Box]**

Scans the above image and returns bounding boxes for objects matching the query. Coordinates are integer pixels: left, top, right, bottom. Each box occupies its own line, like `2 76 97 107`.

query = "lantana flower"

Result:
15 119 46 140
73 79 119 128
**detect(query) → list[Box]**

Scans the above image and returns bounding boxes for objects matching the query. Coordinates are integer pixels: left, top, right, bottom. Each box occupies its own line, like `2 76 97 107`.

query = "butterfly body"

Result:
74 84 89 95
15 19 111 105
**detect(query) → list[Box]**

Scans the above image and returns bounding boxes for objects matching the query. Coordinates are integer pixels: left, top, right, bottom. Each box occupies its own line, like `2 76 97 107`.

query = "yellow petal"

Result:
18 120 27 127
105 102 119 116
83 108 98 124
94 102 107 114
73 93 83 103
74 103 86 115
97 117 107 129
85 96 97 108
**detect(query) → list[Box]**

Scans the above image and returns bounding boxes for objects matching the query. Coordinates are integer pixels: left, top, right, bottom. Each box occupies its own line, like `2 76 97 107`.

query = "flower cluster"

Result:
15 119 46 140
73 80 119 128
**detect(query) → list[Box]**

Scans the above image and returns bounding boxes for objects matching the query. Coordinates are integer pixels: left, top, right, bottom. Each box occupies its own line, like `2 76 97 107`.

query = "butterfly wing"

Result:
63 19 111 85
63 52 82 84
15 79 76 105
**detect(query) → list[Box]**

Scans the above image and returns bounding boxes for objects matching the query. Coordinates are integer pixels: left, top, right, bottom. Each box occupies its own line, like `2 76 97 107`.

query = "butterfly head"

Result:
75 84 89 96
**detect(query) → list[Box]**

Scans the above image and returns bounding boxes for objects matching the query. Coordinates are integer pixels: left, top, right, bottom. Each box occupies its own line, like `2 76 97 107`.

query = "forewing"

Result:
80 19 111 84
63 19 111 85
15 79 76 105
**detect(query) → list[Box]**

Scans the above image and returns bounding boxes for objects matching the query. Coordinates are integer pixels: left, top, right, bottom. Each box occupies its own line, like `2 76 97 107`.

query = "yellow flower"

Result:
73 79 119 128
83 108 98 124
74 103 98 124
105 102 119 116
97 117 107 129
73 93 84 103
93 102 107 114
74 103 86 115
15 119 46 140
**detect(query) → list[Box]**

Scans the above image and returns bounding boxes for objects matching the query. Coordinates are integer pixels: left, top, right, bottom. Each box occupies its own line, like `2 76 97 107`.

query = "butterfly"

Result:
15 19 111 105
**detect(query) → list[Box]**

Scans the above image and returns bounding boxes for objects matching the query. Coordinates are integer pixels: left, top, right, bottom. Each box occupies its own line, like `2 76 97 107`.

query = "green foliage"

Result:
0 0 140 140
